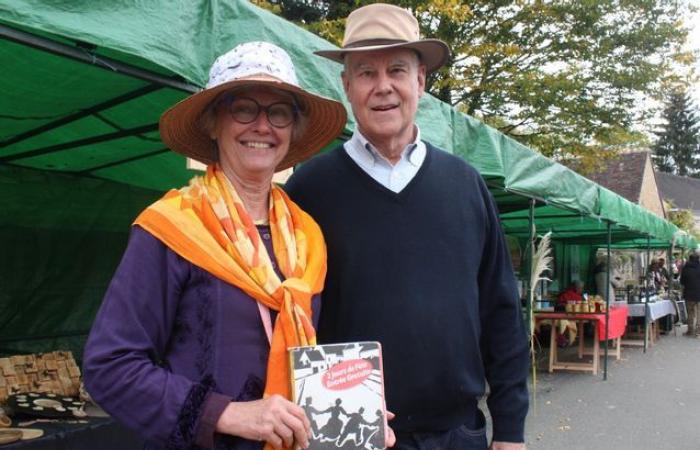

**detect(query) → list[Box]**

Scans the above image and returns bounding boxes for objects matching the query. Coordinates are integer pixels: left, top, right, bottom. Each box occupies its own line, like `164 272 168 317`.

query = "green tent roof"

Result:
2 0 694 248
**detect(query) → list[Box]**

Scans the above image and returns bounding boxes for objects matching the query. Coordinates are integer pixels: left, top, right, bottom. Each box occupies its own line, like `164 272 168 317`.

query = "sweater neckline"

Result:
338 141 433 201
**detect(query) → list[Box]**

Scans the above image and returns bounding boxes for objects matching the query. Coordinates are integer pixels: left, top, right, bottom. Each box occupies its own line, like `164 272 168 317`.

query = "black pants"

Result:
393 411 488 450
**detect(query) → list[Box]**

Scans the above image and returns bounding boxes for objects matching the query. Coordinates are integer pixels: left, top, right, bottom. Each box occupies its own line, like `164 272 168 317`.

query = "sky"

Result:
689 3 700 103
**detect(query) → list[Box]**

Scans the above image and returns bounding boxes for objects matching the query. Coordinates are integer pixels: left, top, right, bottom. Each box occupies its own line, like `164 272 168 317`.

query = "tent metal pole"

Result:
644 236 651 352
604 221 611 380
76 148 170 174
668 245 673 290
0 84 162 148
0 330 89 342
0 24 198 93
0 123 159 163
499 213 584 221
497 227 635 234
526 198 536 336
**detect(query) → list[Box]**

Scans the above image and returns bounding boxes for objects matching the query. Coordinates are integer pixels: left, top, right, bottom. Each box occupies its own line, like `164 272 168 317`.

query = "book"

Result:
289 341 386 450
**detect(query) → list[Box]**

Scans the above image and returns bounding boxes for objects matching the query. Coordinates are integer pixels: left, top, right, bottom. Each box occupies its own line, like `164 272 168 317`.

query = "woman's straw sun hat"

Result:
159 41 347 170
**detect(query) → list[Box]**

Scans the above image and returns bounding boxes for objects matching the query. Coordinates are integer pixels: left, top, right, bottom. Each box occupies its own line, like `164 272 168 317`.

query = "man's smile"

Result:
371 104 399 112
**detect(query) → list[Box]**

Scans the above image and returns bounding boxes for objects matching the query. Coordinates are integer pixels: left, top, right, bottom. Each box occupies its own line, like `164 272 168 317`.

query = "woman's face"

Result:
212 87 295 178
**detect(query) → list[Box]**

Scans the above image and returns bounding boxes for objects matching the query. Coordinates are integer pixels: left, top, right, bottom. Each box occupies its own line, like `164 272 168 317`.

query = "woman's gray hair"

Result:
198 88 308 161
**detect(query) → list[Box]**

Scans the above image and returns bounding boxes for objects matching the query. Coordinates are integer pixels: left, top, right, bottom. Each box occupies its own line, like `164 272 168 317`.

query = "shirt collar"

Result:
352 126 423 167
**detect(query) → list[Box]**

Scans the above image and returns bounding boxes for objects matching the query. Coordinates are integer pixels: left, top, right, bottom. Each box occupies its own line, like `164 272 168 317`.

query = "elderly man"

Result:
285 4 529 449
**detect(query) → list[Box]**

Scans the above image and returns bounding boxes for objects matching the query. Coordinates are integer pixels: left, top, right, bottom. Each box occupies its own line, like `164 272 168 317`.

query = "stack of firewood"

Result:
0 351 81 402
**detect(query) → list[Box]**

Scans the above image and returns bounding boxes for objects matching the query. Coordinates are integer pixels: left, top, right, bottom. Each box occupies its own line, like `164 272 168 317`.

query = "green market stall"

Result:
1 1 695 367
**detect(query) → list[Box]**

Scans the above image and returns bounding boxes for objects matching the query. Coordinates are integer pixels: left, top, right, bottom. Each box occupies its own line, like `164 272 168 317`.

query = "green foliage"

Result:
250 0 281 14
258 0 697 171
652 88 700 177
665 200 699 237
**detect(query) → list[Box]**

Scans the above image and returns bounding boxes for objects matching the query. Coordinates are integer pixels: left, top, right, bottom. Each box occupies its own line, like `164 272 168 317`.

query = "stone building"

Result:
656 172 700 230
587 151 666 218
586 151 668 284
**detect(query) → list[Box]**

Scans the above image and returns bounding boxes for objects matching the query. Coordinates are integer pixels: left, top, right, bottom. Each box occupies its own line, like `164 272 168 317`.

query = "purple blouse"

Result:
83 225 321 450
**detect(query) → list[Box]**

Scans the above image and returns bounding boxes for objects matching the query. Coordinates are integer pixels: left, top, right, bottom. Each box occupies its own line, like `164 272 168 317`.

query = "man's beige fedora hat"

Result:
315 3 450 72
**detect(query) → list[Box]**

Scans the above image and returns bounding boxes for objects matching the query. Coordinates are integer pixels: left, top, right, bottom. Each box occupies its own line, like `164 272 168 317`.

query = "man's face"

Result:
342 48 426 148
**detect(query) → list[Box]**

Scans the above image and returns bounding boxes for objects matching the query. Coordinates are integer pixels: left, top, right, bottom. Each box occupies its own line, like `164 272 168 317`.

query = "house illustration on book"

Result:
298 349 328 374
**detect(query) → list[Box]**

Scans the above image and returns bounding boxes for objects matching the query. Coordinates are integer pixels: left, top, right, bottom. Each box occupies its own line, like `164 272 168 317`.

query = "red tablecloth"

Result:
535 305 628 341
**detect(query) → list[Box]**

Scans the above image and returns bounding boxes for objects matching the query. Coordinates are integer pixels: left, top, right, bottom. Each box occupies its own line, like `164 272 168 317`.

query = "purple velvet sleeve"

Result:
83 228 218 448
84 226 322 449
194 392 232 448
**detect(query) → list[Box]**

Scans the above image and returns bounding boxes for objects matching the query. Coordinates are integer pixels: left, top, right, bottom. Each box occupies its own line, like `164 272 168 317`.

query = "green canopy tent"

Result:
1 1 695 361
0 0 355 356
497 182 696 311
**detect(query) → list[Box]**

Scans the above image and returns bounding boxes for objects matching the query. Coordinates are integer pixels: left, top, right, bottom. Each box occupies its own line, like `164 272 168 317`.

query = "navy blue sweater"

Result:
285 143 529 442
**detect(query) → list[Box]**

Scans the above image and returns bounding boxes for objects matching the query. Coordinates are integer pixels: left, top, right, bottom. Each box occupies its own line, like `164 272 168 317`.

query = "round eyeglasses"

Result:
220 96 298 128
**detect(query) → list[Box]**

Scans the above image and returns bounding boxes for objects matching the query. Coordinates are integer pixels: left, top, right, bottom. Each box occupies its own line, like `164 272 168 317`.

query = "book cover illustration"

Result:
289 341 386 450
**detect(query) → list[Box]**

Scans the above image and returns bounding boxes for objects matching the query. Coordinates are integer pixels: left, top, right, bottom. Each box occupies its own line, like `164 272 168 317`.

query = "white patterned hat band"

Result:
206 41 299 89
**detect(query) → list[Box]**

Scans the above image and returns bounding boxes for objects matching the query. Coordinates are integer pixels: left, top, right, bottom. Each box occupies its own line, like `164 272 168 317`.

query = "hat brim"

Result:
159 75 347 171
315 39 449 73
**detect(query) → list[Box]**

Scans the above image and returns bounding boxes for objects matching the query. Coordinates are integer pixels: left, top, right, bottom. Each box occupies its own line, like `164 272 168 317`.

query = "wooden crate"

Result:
0 351 81 403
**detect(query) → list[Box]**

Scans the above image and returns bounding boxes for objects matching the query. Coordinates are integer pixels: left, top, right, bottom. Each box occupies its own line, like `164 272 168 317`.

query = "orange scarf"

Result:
134 164 325 443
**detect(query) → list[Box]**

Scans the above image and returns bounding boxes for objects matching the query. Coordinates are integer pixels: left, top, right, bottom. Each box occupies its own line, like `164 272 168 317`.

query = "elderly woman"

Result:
83 42 346 450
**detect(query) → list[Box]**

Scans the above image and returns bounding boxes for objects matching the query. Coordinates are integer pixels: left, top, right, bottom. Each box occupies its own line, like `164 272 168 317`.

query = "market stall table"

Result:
613 298 676 348
535 305 628 375
625 299 675 319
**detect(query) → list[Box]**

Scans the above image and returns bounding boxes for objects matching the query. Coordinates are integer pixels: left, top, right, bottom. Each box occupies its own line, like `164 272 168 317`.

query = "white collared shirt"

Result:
344 127 426 193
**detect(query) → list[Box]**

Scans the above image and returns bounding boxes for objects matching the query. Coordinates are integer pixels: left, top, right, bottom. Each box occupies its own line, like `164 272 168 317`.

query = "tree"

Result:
652 88 700 177
664 200 700 240
665 200 695 230
253 0 696 173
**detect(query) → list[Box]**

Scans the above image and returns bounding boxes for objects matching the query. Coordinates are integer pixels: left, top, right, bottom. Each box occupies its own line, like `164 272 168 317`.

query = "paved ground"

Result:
513 325 700 449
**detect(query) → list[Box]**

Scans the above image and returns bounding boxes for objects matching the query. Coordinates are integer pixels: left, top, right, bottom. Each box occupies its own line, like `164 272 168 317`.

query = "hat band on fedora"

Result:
344 38 408 49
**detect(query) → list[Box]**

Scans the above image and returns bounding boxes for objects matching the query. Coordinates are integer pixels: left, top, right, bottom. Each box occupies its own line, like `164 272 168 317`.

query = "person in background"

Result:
593 258 623 302
285 4 529 449
680 251 700 338
657 257 670 288
647 259 665 291
557 280 584 307
673 257 682 281
83 42 348 450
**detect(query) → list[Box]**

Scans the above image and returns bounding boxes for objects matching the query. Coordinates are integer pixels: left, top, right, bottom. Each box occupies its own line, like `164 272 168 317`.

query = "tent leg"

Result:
604 221 611 380
644 236 651 353
526 198 536 336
